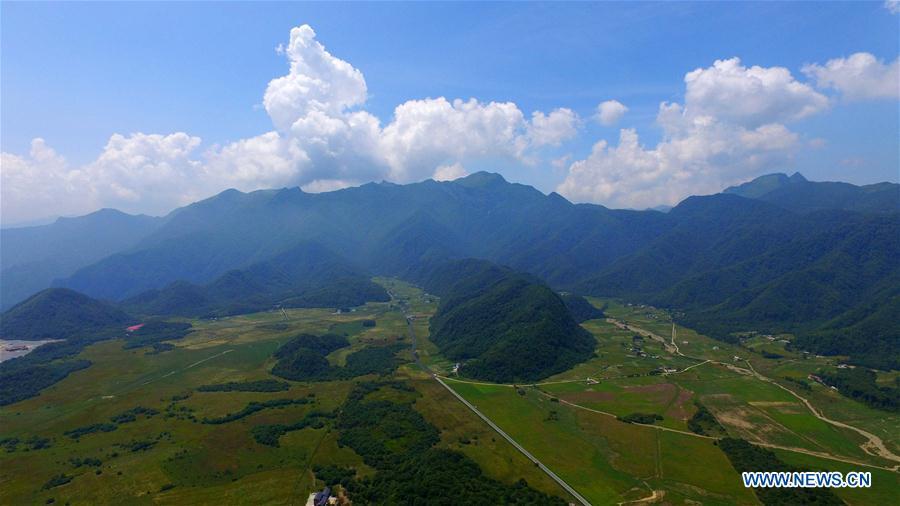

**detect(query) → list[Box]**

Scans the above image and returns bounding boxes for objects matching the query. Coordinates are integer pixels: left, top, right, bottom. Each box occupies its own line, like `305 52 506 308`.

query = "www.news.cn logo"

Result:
742 471 871 488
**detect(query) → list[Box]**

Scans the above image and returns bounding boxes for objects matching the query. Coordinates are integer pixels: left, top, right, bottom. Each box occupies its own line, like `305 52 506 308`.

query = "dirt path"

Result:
139 348 235 386
740 359 900 469
753 442 898 472
615 319 900 470
552 387 898 472
618 487 663 505
608 318 681 356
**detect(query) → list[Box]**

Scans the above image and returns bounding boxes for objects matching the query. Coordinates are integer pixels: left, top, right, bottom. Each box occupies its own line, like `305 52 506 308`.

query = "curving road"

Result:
616 318 900 470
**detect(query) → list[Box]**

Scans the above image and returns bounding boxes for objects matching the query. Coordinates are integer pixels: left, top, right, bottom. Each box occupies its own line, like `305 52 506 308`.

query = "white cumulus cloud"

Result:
2 24 583 224
527 108 580 147
557 118 799 209
595 100 628 126
682 57 828 128
433 162 469 181
378 97 527 179
557 57 816 208
1 139 90 224
802 52 900 100
264 25 368 132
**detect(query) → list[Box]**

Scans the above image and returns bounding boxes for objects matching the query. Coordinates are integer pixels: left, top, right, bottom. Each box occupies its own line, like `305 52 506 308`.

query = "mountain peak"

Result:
723 172 807 199
453 171 508 188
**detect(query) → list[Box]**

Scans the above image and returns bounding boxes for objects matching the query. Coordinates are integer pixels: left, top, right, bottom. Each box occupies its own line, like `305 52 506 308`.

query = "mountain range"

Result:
121 242 389 318
0 209 161 310
2 172 897 369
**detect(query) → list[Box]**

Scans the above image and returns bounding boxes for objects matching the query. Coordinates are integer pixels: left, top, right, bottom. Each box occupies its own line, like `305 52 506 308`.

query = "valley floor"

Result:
1 282 897 505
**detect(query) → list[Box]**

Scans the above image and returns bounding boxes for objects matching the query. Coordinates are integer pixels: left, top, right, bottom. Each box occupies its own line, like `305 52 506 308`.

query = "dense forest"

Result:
718 438 844 505
0 288 133 341
0 359 91 406
425 260 595 382
559 293 605 323
121 321 192 350
817 368 899 412
328 381 567 505
197 380 291 392
270 333 402 381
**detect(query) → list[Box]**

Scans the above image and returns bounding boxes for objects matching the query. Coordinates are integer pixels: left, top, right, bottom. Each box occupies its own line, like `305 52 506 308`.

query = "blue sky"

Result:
2 1 898 224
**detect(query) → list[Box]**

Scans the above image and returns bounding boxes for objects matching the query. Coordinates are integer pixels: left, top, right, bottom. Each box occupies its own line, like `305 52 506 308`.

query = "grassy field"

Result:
442 297 898 504
2 284 896 505
446 380 758 505
0 282 573 505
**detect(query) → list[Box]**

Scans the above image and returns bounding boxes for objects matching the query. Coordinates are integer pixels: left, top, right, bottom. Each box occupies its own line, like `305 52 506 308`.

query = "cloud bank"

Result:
2 25 578 224
556 55 882 209
2 23 895 222
802 52 900 100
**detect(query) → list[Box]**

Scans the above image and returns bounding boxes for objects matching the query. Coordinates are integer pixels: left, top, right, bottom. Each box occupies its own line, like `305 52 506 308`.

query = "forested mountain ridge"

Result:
0 288 134 341
0 209 162 310
585 208 900 369
724 172 899 214
57 173 667 299
122 243 389 317
10 171 894 370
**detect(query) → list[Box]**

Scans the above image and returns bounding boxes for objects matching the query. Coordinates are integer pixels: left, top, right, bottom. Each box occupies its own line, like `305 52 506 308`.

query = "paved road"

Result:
395 294 593 505
434 375 592 506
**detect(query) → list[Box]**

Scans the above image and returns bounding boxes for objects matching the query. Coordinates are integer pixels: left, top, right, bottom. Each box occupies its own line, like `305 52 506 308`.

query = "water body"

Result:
0 339 62 363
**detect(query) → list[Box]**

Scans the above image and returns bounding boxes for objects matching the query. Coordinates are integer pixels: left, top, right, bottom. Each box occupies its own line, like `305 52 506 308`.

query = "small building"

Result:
311 487 331 506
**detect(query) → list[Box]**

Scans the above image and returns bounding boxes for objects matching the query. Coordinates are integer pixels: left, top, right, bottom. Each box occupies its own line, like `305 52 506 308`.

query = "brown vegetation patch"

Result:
665 388 694 420
560 390 616 403
623 383 677 404
711 407 756 431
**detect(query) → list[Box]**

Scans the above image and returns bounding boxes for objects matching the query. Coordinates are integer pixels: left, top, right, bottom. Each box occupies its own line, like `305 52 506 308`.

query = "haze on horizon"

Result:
2 1 898 226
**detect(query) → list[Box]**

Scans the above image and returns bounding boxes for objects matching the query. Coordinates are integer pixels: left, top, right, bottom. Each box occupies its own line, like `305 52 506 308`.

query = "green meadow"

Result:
2 285 896 505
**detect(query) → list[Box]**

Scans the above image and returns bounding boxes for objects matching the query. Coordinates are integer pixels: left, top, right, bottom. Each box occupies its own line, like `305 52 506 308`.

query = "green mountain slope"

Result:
58 173 667 299
122 243 389 317
0 288 133 341
559 293 605 323
725 172 899 214
1 209 161 309
581 196 900 369
424 260 595 382
44 172 900 370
